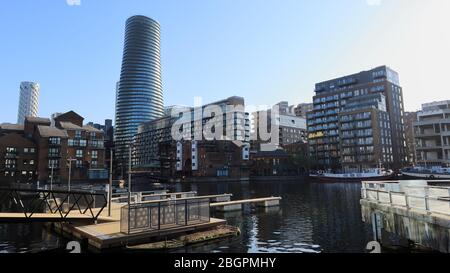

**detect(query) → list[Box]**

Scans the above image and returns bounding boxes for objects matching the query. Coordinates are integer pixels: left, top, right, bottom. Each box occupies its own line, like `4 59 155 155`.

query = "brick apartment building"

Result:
0 111 107 184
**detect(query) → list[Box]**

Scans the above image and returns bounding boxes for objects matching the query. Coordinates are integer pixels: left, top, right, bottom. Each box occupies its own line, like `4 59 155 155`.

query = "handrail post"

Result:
158 201 161 230
389 191 393 205
185 199 188 226
425 196 431 214
376 190 380 203
405 194 409 209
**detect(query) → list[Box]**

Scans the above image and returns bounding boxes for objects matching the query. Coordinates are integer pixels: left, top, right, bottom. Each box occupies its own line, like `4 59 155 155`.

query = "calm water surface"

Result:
0 179 373 253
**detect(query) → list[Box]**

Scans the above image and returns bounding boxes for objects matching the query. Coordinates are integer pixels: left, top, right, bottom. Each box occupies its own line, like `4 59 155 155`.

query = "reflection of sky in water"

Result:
245 215 321 254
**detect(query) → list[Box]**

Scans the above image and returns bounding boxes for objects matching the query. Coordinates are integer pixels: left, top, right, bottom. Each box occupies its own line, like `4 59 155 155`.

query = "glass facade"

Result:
115 15 164 168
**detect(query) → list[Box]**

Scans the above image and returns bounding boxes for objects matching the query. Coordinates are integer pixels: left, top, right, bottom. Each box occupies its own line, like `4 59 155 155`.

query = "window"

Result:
76 150 83 158
24 148 29 153
75 130 82 139
48 159 59 168
29 160 35 165
49 137 61 145
5 159 16 168
91 160 98 168
69 139 87 147
91 150 98 159
76 160 83 168
48 148 60 157
6 147 17 153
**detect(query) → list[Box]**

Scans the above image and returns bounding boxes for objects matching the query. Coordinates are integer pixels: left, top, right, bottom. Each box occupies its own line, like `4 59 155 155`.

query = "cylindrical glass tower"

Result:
115 15 164 167
17 82 40 124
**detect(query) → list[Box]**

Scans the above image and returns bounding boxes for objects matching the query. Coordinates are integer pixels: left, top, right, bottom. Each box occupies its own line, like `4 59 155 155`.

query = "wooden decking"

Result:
57 218 226 250
52 202 226 250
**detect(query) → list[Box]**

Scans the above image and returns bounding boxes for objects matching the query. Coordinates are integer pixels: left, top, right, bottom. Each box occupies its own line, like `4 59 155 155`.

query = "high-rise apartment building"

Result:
114 15 164 171
414 101 450 167
17 82 40 124
308 66 407 171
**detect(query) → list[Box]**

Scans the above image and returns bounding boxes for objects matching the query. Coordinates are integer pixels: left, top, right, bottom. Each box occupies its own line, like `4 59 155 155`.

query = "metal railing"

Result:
111 191 197 204
0 187 107 222
361 182 450 216
120 197 210 234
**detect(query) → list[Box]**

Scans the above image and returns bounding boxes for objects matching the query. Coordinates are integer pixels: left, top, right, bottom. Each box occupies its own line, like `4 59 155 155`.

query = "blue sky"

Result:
1 0 450 124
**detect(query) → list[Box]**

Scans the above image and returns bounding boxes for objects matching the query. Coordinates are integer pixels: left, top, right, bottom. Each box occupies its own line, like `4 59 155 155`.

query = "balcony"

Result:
415 132 442 137
416 145 443 150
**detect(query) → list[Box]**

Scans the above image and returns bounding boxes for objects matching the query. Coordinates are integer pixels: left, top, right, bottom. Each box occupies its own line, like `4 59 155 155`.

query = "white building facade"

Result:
17 82 40 124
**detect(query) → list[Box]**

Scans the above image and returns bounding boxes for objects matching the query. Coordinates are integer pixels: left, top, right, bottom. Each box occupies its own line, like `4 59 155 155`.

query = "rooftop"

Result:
0 124 24 131
37 126 69 138
25 117 51 124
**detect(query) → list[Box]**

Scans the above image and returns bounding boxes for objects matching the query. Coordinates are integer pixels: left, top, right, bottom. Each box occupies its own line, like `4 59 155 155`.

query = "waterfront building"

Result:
338 93 393 172
404 111 418 165
17 82 40 124
114 15 164 172
156 140 250 181
0 123 38 183
414 101 450 167
133 96 251 178
252 101 307 151
250 150 291 176
0 111 107 184
307 66 407 171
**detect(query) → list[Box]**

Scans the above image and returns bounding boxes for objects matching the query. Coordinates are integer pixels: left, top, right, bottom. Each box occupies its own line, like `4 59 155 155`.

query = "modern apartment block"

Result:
308 66 407 171
414 101 450 167
339 93 394 171
115 15 164 172
17 82 40 124
133 96 251 177
252 101 307 151
0 111 107 184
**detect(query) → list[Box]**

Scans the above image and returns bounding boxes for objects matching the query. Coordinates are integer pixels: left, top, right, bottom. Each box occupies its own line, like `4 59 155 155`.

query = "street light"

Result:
67 157 77 208
50 164 54 191
108 149 114 217
128 144 132 195
67 157 77 192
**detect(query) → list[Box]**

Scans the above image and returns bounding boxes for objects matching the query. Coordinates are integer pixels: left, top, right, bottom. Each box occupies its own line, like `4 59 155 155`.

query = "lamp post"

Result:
108 149 113 217
128 144 132 205
50 165 54 191
67 158 77 207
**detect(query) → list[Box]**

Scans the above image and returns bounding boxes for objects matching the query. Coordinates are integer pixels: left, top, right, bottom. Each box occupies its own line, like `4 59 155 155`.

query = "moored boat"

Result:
401 166 450 180
310 168 394 182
